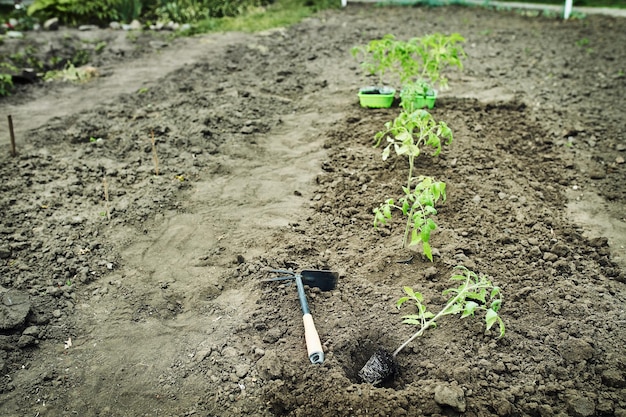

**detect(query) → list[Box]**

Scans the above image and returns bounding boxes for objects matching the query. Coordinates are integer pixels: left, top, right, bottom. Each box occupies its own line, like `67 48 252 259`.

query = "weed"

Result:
44 62 98 83
576 37 590 47
0 73 13 96
94 41 107 54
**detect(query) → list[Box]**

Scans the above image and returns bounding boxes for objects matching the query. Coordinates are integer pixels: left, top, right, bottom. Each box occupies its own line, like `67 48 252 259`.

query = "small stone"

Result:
52 309 62 318
194 348 212 363
498 192 508 200
589 169 606 180
221 346 238 357
550 242 569 257
472 195 481 203
6 31 24 39
256 351 283 380
129 20 142 30
423 266 438 280
0 246 11 259
22 326 40 337
558 338 594 362
78 25 99 31
0 290 31 330
543 252 558 262
567 395 595 417
589 237 609 248
263 327 283 344
109 21 121 30
43 17 59 31
601 369 626 388
434 383 466 412
149 41 168 49
234 364 250 378
616 156 625 164
17 335 36 348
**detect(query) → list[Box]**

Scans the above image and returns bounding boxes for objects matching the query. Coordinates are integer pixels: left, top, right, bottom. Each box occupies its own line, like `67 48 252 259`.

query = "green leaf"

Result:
423 241 433 261
485 308 499 331
461 301 479 318
420 224 432 244
422 311 435 319
382 204 392 219
490 298 502 312
443 302 462 315
402 315 422 325
397 296 410 308
466 290 487 303
490 287 501 299
382 144 391 161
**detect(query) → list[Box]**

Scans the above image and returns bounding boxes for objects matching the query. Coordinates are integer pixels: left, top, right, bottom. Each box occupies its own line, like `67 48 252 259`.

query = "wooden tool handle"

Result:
302 313 324 364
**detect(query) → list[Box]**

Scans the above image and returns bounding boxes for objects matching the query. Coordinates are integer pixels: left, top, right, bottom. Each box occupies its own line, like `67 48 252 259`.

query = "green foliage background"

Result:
26 0 283 25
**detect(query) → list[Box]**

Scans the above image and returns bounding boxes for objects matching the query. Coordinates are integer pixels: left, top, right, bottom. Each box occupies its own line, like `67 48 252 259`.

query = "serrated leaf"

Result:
422 311 435 319
382 204 392 219
423 241 433 261
491 287 501 298
402 314 423 325
466 290 486 303
420 225 432 244
397 296 410 308
485 308 499 331
461 301 479 318
382 144 391 161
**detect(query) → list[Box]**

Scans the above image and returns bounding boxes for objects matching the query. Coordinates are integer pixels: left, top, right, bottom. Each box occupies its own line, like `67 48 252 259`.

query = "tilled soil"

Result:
1 4 625 417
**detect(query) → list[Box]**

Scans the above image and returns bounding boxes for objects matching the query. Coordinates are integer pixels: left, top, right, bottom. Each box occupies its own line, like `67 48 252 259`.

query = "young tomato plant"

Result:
374 109 452 186
358 266 504 384
393 266 505 357
373 110 452 258
374 176 446 260
351 34 398 86
410 32 466 90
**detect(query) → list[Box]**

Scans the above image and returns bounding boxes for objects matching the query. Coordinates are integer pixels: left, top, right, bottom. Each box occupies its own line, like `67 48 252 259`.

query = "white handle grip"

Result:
302 313 324 364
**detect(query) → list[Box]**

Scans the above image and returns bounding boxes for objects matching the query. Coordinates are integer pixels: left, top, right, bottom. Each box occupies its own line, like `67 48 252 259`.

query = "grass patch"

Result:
185 0 338 34
493 0 626 8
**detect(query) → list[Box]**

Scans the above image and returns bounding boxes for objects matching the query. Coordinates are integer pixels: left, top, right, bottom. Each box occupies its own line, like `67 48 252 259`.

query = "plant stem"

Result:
392 273 471 357
402 155 416 248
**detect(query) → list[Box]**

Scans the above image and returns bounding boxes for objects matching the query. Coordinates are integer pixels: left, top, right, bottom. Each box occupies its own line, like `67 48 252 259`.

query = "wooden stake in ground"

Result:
103 177 111 221
8 115 16 157
150 130 159 176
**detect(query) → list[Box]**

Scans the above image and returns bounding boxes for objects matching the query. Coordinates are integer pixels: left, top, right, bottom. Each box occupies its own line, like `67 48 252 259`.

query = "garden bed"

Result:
0 4 625 416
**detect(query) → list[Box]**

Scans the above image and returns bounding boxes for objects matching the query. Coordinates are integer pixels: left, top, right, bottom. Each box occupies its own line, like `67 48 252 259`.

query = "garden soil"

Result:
1 4 625 416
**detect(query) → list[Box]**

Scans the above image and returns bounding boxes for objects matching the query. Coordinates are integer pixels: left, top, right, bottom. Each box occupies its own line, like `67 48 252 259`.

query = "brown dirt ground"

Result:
1 4 625 417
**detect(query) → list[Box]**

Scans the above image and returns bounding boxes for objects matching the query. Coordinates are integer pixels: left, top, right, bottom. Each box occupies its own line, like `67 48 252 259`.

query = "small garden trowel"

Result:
266 269 338 364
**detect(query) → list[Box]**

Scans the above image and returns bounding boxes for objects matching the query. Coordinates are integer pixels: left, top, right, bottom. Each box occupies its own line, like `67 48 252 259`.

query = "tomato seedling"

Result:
374 176 446 260
359 266 505 385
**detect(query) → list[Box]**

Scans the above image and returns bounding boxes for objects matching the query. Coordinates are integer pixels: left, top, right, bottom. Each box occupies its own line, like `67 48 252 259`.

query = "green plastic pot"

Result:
400 90 437 111
358 86 396 109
